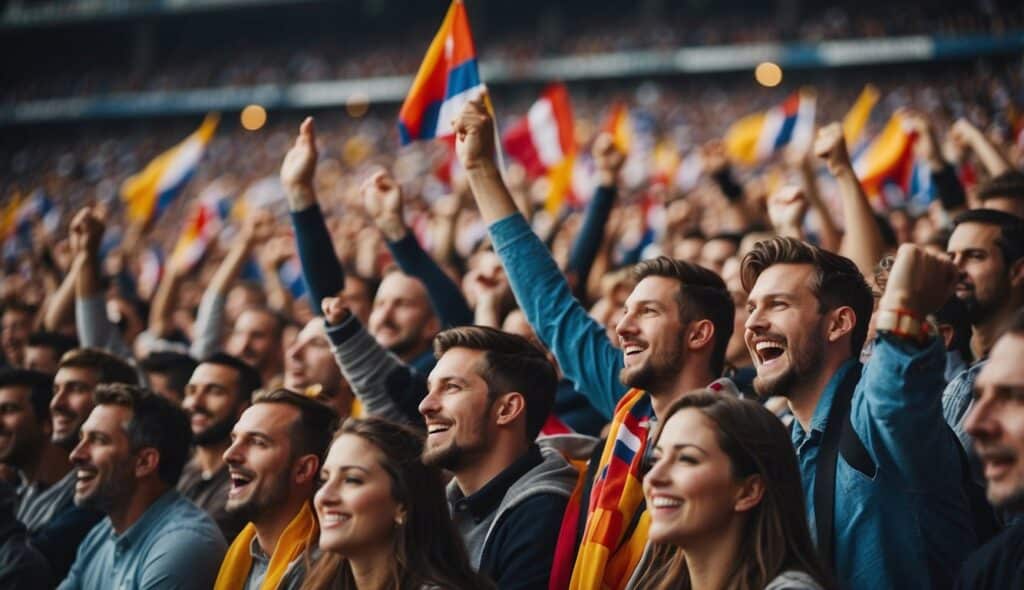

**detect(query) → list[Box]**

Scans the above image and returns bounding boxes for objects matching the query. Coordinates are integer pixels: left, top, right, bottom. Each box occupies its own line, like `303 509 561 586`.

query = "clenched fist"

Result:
321 296 351 327
362 170 406 241
593 132 625 187
813 122 853 176
878 243 959 320
69 206 105 258
766 185 808 233
453 96 496 172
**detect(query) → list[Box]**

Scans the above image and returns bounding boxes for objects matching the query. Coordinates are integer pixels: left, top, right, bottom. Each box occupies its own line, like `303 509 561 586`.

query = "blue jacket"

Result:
800 338 976 589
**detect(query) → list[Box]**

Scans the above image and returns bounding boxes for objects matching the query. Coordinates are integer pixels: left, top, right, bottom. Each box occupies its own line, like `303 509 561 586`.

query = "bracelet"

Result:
875 307 933 345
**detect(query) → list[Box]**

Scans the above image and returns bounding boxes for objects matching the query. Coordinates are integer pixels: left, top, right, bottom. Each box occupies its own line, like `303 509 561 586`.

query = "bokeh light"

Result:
755 62 783 87
240 104 267 131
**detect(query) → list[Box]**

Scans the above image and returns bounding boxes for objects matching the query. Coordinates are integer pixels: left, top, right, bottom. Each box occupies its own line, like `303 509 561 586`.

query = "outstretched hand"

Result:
362 170 406 241
281 117 318 194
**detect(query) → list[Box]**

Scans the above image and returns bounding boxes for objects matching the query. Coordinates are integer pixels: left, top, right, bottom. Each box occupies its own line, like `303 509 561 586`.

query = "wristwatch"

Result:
875 308 933 345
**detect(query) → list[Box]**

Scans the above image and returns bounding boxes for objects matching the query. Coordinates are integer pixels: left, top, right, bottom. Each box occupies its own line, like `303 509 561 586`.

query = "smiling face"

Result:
368 273 437 359
69 404 136 512
947 222 1012 325
744 264 828 399
182 362 245 446
315 434 403 557
965 333 1024 512
643 408 751 547
226 309 283 371
419 348 493 471
222 403 299 522
50 366 100 448
616 276 688 394
285 319 342 396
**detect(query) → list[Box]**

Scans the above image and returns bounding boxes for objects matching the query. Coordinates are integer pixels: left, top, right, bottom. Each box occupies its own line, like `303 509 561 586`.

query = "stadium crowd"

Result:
3 0 1024 103
2 25 1024 590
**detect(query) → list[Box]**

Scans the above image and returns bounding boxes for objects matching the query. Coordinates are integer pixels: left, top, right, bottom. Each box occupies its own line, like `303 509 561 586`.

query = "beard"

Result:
959 279 1009 325
421 407 491 472
753 324 827 400
191 411 236 447
619 336 686 394
225 466 291 523
74 457 135 512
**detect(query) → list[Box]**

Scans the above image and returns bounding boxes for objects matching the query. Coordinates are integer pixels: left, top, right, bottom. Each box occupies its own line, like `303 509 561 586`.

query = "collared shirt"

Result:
942 360 988 454
177 458 247 543
58 489 226 590
795 336 976 590
446 444 573 590
241 533 309 590
16 468 75 533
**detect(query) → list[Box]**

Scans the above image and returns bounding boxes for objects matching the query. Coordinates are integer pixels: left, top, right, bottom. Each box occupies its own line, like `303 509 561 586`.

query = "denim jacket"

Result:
795 337 977 589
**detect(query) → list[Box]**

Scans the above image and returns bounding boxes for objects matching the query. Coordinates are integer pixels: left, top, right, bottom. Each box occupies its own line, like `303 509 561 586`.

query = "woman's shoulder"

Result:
764 569 825 590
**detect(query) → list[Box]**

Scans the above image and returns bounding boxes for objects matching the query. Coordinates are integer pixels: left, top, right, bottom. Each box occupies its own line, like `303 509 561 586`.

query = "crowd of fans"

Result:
3 0 1024 103
3 27 1024 590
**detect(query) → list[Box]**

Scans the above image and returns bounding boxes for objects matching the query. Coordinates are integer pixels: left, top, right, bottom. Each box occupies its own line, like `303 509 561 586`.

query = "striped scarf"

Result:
568 387 653 590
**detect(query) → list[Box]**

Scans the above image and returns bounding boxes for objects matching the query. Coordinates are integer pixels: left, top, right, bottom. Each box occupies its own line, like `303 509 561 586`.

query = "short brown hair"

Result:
251 388 338 462
434 326 556 440
58 348 138 386
741 237 873 356
978 171 1024 203
93 383 191 486
632 257 734 377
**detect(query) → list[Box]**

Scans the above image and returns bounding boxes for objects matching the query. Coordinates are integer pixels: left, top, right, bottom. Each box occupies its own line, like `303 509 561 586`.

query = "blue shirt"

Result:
59 490 227 590
795 337 977 590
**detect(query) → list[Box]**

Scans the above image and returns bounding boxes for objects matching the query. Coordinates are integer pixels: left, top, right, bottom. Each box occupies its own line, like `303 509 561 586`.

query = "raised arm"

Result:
950 118 1014 177
281 117 347 309
454 98 626 417
363 171 473 328
148 260 188 339
786 145 841 251
855 244 961 487
321 296 425 426
815 122 885 277
189 211 272 359
71 207 131 358
903 109 967 216
566 133 624 300
766 185 809 241
256 235 296 314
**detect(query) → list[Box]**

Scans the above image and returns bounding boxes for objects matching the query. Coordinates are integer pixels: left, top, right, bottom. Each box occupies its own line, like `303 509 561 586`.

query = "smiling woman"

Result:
301 417 494 590
632 392 832 590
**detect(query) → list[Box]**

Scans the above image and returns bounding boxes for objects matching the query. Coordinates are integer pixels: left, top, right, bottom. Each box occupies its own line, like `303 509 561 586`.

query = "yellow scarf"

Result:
214 501 318 590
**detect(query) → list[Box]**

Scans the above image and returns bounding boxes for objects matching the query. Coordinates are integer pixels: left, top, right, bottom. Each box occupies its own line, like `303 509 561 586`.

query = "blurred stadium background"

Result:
1 0 1023 259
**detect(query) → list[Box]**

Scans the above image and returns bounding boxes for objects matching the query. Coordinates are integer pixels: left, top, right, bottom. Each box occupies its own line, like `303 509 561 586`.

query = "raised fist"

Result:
813 122 852 176
361 170 406 241
321 296 351 327
878 243 959 319
593 132 625 186
69 206 105 257
766 185 808 232
242 209 275 245
453 96 496 172
281 117 318 192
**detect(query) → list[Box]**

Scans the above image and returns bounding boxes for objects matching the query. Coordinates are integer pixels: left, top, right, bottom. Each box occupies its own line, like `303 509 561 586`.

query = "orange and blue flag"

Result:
398 0 485 145
725 90 816 165
121 114 219 228
853 112 918 206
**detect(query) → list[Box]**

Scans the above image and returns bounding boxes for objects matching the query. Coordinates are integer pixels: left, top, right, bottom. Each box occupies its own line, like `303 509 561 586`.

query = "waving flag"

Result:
503 84 575 178
169 178 235 271
843 84 881 149
604 101 633 154
398 0 485 145
725 90 816 165
122 114 219 228
853 112 918 205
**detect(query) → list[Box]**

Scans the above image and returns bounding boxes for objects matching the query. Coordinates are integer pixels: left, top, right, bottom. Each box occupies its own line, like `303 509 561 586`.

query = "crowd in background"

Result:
2 11 1024 590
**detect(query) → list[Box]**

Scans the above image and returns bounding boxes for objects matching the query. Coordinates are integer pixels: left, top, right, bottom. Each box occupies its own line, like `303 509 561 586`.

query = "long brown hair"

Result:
633 392 832 590
300 417 493 590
